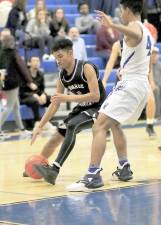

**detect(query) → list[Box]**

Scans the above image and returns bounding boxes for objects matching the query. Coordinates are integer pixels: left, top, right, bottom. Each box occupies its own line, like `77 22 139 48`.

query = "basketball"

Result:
25 155 48 179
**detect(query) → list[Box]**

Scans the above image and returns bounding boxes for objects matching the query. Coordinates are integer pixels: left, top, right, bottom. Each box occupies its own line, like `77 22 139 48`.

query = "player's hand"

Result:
51 93 67 104
95 10 113 28
31 125 42 145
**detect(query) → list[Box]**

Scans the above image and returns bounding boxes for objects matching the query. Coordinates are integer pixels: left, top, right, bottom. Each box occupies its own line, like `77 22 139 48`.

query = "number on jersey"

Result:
146 36 152 56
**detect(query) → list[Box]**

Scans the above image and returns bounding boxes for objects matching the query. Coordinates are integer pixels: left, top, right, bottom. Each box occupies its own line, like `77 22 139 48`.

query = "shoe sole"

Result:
118 175 133 181
111 174 133 181
66 183 104 192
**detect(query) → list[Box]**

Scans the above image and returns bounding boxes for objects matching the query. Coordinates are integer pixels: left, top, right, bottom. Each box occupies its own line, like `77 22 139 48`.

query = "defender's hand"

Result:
95 10 113 28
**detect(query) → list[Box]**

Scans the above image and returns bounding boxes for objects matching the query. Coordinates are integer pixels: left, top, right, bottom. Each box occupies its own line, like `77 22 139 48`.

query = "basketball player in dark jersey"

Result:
30 38 106 185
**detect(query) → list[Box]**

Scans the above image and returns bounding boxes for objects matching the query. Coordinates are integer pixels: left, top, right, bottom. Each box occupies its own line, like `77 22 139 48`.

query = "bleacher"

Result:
6 105 45 121
1 0 161 124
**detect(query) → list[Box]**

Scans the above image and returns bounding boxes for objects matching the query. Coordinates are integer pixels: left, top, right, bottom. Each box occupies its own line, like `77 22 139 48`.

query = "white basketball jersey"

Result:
120 21 154 80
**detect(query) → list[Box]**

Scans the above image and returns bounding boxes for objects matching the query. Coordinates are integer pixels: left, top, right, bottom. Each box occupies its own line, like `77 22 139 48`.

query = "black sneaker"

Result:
112 163 133 181
146 124 157 137
33 164 59 185
158 146 161 151
66 169 104 192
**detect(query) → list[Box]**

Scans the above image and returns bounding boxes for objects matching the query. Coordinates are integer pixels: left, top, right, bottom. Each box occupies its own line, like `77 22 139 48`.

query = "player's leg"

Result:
146 88 156 137
40 131 64 158
66 113 116 191
89 113 113 166
34 112 94 185
111 123 133 181
153 87 161 119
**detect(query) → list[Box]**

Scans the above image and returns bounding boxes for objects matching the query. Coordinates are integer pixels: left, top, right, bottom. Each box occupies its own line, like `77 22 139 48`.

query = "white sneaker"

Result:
0 132 11 141
66 181 89 192
42 54 50 60
19 130 32 139
66 170 104 192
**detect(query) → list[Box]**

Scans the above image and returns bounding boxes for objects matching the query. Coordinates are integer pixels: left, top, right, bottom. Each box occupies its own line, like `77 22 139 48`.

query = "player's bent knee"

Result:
92 120 106 134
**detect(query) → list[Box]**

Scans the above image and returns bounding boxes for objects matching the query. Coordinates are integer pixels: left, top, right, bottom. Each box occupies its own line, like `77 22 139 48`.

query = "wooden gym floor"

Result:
0 123 161 224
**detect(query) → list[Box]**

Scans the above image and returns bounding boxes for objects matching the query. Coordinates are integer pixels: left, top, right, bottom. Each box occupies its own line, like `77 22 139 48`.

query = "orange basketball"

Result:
25 155 48 179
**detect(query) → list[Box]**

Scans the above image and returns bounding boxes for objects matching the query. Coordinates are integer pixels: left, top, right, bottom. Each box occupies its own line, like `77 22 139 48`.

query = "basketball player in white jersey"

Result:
102 39 157 138
67 0 154 191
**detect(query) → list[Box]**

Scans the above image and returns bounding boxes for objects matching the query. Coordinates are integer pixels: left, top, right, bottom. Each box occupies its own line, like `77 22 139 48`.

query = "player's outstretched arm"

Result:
95 10 142 41
31 80 64 145
102 41 121 86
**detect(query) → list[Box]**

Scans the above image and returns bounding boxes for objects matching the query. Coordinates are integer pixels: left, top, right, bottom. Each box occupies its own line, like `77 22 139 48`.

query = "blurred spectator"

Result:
85 0 110 13
76 0 119 16
144 19 158 43
49 8 69 39
68 27 87 61
19 57 53 128
0 29 11 51
0 35 36 136
113 7 122 24
53 27 67 43
151 47 161 119
27 0 47 21
0 0 12 27
146 0 161 41
96 24 120 64
75 1 100 34
105 0 119 17
25 9 53 59
5 0 27 46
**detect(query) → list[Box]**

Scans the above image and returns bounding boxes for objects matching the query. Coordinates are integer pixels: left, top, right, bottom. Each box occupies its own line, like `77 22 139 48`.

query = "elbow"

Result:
92 92 100 103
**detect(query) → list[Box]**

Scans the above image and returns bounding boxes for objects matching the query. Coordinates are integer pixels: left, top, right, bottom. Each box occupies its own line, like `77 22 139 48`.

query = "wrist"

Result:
36 122 43 129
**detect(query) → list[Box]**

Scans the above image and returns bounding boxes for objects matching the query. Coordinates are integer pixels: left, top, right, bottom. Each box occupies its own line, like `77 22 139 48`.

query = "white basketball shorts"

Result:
99 79 150 124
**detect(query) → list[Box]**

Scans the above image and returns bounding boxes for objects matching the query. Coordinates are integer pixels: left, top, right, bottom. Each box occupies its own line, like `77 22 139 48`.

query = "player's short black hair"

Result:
52 38 73 52
120 0 143 14
77 1 89 11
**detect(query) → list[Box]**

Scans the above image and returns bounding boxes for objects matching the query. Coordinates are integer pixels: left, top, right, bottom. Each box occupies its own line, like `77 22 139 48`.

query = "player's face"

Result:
53 49 73 69
120 5 129 25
